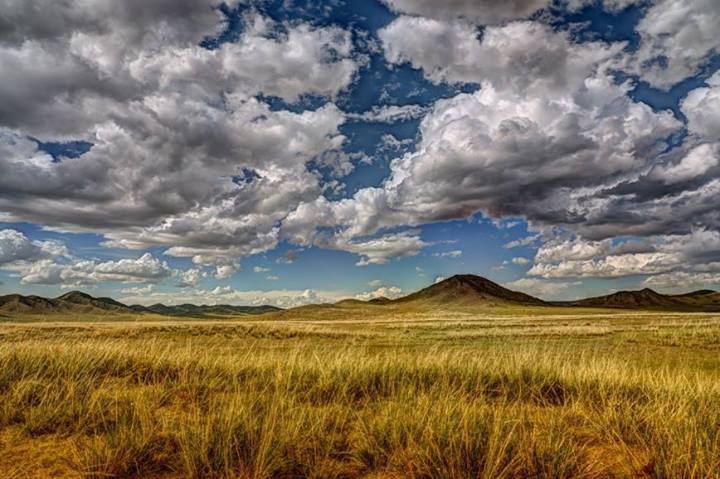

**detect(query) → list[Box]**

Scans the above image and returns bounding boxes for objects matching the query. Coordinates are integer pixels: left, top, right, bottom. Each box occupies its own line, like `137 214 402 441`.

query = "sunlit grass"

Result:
1 311 720 477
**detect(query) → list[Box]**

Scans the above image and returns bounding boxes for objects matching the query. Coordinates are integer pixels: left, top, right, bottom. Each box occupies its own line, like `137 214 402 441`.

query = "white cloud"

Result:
0 229 45 265
176 268 201 288
529 229 720 279
253 266 270 273
504 278 578 300
118 286 349 308
512 257 530 265
681 72 720 142
0 7 359 269
337 231 428 266
504 235 540 249
355 285 403 301
631 0 720 89
348 104 427 123
18 253 173 286
433 250 462 258
380 18 622 92
381 0 550 24
648 143 719 184
120 285 155 295
0 229 71 266
642 272 720 292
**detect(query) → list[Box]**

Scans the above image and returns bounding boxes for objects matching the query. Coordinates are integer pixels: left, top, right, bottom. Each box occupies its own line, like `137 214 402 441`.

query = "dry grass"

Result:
1 310 720 478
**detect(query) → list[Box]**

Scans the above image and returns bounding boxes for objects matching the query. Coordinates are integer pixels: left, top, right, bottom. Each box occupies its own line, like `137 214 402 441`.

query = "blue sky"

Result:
1 0 719 306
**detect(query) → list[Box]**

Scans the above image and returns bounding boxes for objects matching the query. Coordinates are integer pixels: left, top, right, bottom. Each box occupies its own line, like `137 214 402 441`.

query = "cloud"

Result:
0 229 46 265
291 20 679 250
647 143 719 184
176 268 201 288
681 72 720 142
630 0 720 89
381 0 550 24
355 285 403 301
253 266 270 273
528 229 720 279
512 257 530 265
642 272 720 292
504 235 540 249
120 285 155 295
266 275 280 281
0 7 359 269
433 250 462 258
336 231 428 266
504 278 578 300
276 250 300 264
118 286 348 308
18 253 174 286
348 104 428 123
380 18 622 90
0 229 70 266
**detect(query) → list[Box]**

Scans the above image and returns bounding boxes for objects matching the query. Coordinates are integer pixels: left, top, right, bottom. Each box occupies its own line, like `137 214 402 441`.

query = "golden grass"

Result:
1 310 720 478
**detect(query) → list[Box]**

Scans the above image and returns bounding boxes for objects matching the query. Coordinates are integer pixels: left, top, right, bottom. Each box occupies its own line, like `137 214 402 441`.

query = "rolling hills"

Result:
0 291 280 317
558 287 720 311
2 274 719 317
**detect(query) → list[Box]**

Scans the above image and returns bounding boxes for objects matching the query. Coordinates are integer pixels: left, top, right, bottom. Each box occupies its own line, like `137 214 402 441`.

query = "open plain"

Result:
1 305 719 478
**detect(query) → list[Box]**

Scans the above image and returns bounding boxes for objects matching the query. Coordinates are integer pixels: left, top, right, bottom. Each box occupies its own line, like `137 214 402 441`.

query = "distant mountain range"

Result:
0 291 280 317
2 275 720 317
556 287 720 311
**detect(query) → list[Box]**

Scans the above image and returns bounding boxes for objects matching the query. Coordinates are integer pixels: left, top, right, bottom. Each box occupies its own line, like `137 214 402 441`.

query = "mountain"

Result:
0 291 135 315
139 303 281 316
560 288 720 311
0 292 281 317
391 274 547 307
0 294 58 314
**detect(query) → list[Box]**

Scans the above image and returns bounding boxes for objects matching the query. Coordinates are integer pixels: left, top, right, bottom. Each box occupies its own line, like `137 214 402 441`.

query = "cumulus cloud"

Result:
300 20 680 240
512 257 530 265
433 250 462 258
335 231 428 266
176 268 201 288
381 0 550 24
642 272 720 292
118 286 348 308
504 278 578 300
2 1 720 292
647 143 719 184
0 229 70 266
631 0 720 89
348 104 428 123
0 5 359 270
19 253 174 287
529 229 720 279
681 72 720 142
355 285 403 301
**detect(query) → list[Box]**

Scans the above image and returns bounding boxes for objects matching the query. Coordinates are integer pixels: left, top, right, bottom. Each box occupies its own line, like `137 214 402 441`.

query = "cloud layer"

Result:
1 0 720 298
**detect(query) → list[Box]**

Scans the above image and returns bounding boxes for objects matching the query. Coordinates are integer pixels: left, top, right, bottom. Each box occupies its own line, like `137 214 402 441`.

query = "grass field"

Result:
1 309 720 478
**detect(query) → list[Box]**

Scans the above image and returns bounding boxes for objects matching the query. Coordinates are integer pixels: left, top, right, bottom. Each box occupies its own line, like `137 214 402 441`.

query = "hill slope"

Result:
560 288 720 311
0 292 280 317
393 274 547 307
135 303 281 316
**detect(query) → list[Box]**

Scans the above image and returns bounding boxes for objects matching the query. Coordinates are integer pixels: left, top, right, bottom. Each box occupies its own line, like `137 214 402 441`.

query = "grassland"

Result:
1 308 720 478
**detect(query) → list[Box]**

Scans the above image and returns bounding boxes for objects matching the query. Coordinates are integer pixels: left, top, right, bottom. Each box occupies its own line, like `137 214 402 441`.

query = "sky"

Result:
0 0 719 307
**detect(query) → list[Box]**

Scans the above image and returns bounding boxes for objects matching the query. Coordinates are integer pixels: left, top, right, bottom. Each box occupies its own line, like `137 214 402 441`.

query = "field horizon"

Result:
3 274 720 322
